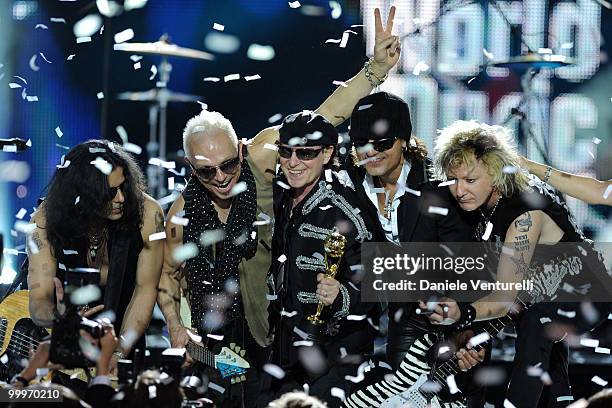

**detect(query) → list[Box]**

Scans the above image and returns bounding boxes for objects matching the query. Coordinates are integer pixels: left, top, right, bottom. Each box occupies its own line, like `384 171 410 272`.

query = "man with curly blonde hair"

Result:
424 120 611 407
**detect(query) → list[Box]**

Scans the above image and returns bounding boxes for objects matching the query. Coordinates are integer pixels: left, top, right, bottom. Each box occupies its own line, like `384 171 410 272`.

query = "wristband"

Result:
453 303 476 330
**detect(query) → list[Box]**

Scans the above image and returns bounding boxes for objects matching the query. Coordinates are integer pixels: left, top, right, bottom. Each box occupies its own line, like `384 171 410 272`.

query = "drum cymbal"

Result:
490 53 574 70
114 40 214 61
117 88 202 103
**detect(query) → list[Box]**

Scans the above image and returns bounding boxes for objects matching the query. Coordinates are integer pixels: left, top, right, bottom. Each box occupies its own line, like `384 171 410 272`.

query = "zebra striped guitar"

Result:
344 305 525 408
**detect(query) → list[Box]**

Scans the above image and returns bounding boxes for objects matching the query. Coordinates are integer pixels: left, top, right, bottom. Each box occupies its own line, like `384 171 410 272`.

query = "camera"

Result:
50 268 105 368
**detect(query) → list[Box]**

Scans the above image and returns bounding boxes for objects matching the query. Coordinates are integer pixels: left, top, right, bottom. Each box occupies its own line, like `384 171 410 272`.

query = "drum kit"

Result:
113 35 213 196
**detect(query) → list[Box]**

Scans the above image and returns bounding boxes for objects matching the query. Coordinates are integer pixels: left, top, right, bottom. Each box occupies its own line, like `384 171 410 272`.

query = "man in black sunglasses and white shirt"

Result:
344 92 488 406
158 7 402 407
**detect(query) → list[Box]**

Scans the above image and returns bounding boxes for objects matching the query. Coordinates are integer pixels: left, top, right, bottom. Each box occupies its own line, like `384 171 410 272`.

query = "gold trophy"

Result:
299 230 347 342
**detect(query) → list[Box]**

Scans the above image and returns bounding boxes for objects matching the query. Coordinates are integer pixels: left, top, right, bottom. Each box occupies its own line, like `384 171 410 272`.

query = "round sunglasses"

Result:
353 137 396 152
278 145 324 161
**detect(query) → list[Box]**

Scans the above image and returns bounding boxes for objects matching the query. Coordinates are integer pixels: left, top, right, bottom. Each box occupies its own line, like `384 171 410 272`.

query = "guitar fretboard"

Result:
186 342 216 368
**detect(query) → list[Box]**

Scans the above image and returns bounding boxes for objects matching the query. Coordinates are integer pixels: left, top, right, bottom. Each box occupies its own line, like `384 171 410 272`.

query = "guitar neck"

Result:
186 342 216 368
433 291 534 382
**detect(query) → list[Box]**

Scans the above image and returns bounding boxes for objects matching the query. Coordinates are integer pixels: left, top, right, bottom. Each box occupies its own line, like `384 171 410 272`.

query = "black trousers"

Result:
506 302 609 408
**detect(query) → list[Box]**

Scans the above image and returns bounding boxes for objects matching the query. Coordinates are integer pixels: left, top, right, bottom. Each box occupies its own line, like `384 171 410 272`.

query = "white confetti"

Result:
97 91 104 99
446 374 460 394
62 249 78 255
50 17 67 23
346 315 367 321
148 385 156 399
67 54 75 60
594 347 610 354
206 333 224 341
16 208 27 219
579 338 599 348
288 1 301 8
481 221 493 241
540 317 552 324
503 399 517 408
467 332 490 347
263 143 278 151
149 65 157 80
148 158 176 169
203 77 220 82
114 28 134 44
173 243 198 263
244 74 261 81
91 157 112 175
208 382 225 394
591 375 608 386
557 396 574 402
330 387 345 401
29 55 40 71
332 80 348 87
428 206 449 216
55 126 63 138
503 165 519 174
8 83 22 89
35 24 48 30
123 142 142 154
148 231 166 241
76 36 92 44
224 73 240 82
229 181 247 197
592 137 601 144
268 113 282 123
200 229 226 247
319 205 332 211
405 187 422 196
325 38 341 44
213 23 225 31
70 285 102 305
75 196 80 205
468 77 476 84
276 180 290 190
483 48 494 60
133 62 141 70
412 61 430 76
263 364 285 379
277 254 287 263
339 31 350 48
557 309 576 318
130 55 142 62
26 95 39 102
329 1 342 19
603 184 612 200
170 214 189 226
247 44 275 61
0 354 8 364
14 221 36 235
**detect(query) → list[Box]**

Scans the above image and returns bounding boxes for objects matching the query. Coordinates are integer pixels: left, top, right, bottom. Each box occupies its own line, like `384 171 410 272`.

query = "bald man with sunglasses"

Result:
157 7 402 407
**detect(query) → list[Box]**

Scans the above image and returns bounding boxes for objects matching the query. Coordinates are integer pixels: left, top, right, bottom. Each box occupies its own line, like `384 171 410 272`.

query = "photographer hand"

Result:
79 322 118 377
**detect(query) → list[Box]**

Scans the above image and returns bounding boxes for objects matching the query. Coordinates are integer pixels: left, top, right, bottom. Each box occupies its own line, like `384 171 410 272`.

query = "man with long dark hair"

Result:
28 139 164 363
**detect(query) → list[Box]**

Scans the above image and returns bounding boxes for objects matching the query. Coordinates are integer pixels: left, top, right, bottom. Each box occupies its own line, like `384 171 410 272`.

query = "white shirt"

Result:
362 159 412 244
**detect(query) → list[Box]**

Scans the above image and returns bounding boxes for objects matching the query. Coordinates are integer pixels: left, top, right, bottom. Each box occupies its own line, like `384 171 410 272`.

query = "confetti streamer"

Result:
330 387 345 401
467 332 490 347
213 23 225 31
50 17 67 23
481 221 493 240
263 364 285 379
203 77 220 82
428 206 449 216
149 65 157 80
224 73 240 82
76 36 92 44
446 374 460 394
288 1 301 8
55 126 63 138
244 74 261 81
148 231 166 241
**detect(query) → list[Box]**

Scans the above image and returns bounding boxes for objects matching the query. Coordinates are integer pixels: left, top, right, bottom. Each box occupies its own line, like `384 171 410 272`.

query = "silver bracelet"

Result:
364 58 388 87
543 165 553 183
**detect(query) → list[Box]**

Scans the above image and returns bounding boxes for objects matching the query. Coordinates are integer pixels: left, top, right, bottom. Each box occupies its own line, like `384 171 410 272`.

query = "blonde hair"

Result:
432 120 529 197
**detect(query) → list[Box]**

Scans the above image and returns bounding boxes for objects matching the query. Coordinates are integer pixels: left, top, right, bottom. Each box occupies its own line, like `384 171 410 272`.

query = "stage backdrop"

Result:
0 0 610 278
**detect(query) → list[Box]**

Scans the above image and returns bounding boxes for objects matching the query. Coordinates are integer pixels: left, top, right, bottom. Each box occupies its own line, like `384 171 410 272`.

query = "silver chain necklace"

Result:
475 195 501 240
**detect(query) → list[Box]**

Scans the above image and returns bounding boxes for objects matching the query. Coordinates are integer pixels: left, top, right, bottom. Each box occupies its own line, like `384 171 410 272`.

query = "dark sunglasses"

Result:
188 156 240 181
353 137 396 152
108 181 125 199
278 145 324 160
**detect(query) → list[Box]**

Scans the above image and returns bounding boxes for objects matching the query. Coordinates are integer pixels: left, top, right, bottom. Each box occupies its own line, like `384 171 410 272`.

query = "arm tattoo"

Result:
31 230 44 250
514 212 532 233
514 234 530 252
154 211 164 233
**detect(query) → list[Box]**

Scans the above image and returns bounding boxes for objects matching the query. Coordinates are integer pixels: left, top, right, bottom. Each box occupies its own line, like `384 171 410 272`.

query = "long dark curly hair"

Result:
44 140 146 259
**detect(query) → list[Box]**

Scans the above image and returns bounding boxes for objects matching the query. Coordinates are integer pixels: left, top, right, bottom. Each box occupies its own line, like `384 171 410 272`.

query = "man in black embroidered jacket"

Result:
344 92 487 406
263 112 378 407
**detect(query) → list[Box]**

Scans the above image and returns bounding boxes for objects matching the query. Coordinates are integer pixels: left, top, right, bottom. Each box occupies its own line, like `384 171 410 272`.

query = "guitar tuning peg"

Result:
230 342 236 350
234 346 241 353
239 349 246 357
231 377 236 384
240 375 246 382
